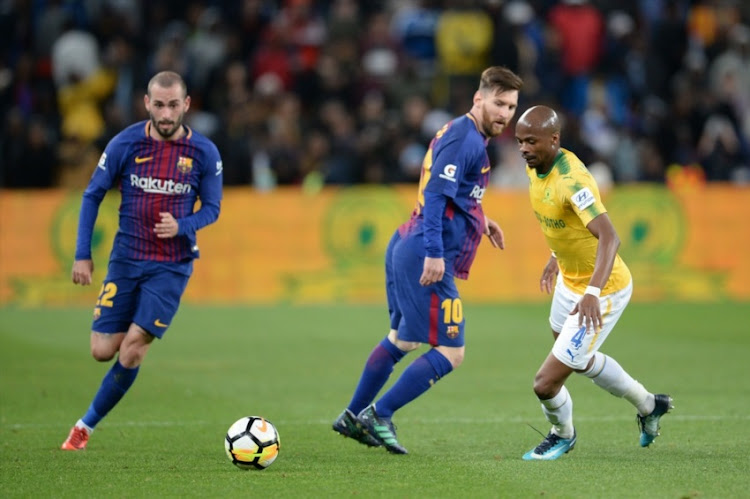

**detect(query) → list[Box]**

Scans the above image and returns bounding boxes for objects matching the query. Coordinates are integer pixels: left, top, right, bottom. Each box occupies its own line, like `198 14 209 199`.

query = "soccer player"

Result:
514 105 672 460
333 66 523 454
61 71 223 450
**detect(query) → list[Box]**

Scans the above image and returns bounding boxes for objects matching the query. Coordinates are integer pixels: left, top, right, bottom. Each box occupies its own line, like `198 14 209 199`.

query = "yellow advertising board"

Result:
1 185 749 307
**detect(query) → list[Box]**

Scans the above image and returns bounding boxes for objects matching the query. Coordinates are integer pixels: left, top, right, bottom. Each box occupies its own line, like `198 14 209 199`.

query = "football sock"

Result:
347 336 407 415
374 348 453 419
75 419 93 434
81 359 140 429
540 385 575 439
583 352 654 416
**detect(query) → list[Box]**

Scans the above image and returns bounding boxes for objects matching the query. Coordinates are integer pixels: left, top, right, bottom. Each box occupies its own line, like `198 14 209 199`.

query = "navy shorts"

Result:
91 259 191 338
386 232 465 347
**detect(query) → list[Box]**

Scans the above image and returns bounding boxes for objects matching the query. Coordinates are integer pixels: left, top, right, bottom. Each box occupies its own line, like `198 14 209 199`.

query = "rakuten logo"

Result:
130 175 192 194
470 185 486 202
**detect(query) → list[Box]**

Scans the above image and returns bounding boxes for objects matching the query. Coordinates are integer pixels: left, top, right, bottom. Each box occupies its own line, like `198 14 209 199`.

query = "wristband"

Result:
585 286 601 298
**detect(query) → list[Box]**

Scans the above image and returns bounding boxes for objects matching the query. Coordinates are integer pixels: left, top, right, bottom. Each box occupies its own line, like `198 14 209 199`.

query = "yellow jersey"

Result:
526 148 631 295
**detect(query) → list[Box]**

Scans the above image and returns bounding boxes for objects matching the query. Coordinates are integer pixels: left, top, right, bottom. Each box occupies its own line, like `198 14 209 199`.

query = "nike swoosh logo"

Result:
135 156 153 164
481 166 491 174
154 319 169 328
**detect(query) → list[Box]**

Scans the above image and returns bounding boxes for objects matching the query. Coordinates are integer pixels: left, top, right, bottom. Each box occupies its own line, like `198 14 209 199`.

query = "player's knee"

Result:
90 344 116 362
117 328 154 368
436 346 464 368
387 329 420 352
532 372 558 400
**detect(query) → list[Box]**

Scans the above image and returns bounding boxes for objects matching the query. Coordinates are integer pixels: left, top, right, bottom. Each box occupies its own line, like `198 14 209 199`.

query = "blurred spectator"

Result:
547 0 605 116
435 1 494 112
2 0 750 189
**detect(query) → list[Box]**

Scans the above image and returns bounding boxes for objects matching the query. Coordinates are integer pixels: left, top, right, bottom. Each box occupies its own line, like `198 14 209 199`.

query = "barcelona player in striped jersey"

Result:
515 105 671 460
333 66 523 454
61 71 223 450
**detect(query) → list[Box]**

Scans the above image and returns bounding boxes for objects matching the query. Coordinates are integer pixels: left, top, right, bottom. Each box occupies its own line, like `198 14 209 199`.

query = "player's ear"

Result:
184 95 191 112
144 94 150 111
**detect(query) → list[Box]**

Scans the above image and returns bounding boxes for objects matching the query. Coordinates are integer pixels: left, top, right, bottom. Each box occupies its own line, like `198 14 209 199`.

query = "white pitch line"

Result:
2 413 748 430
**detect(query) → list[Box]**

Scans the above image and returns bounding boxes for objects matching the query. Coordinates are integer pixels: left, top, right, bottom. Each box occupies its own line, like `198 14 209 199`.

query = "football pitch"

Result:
1 302 748 498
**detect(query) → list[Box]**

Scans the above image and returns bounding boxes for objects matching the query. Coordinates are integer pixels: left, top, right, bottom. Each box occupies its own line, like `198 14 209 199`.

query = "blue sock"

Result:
375 348 453 419
81 360 140 429
347 337 406 415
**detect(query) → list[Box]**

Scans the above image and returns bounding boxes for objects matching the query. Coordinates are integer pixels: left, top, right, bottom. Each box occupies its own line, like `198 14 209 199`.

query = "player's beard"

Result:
150 113 184 139
480 107 506 138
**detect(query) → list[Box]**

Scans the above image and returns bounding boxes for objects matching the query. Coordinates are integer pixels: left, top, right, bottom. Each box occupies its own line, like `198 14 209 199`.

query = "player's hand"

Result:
72 259 94 286
570 293 602 333
154 212 179 238
420 257 445 286
540 256 559 294
485 217 505 249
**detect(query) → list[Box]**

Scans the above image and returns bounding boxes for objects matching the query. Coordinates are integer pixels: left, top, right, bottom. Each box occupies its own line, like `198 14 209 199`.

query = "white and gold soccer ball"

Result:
224 416 280 470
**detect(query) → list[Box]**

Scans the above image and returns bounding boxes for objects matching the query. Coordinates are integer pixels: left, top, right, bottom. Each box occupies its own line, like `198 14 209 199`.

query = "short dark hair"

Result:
147 71 187 97
478 66 523 93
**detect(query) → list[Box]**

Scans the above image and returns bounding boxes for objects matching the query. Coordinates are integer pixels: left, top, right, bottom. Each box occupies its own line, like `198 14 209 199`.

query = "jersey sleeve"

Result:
424 132 479 199
177 141 223 236
88 138 127 191
562 169 607 227
74 137 128 260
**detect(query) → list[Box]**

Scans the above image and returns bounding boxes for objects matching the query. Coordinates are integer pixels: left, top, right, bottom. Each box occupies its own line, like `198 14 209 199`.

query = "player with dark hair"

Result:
514 105 671 460
61 71 223 450
333 66 523 454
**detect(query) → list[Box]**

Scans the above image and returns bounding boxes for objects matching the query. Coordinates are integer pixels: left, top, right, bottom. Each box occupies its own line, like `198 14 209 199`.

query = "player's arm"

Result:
570 213 620 331
73 146 121 285
420 189 446 286
73 185 109 285
173 150 223 237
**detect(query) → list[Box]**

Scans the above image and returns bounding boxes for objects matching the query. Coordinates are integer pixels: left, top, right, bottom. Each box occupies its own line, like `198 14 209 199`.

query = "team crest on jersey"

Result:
447 325 459 338
543 188 554 205
177 156 194 173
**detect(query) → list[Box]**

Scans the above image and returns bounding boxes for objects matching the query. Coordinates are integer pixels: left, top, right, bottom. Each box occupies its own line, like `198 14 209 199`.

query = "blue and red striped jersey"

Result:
76 121 223 263
398 113 490 279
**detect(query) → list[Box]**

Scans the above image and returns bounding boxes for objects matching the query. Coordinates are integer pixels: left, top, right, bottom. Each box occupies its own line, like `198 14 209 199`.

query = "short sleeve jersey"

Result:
527 148 631 294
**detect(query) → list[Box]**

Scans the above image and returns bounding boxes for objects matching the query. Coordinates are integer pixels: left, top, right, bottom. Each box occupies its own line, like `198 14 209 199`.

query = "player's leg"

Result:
334 231 412 447
62 262 188 450
522 352 578 461
66 325 152 447
359 241 462 454
578 281 672 446
523 277 581 460
62 262 140 450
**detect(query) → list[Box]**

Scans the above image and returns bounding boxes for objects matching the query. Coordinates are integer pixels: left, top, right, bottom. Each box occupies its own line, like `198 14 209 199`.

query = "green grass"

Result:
1 303 748 498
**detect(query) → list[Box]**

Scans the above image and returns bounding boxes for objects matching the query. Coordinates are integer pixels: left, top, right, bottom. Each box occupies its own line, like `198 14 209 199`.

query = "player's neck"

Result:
466 111 486 138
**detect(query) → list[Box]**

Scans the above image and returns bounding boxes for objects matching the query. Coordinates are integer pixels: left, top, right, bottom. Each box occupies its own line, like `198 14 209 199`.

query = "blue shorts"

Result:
386 232 465 347
91 259 191 339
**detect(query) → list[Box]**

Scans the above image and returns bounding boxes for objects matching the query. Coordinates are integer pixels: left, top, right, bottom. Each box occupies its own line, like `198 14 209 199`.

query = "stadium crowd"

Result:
1 0 749 189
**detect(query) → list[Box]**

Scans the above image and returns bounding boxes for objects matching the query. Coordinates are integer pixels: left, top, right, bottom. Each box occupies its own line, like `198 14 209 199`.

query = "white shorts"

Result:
549 274 633 370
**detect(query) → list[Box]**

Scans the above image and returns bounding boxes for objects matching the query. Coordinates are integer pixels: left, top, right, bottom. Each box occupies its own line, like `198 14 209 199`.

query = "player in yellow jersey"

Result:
514 105 672 460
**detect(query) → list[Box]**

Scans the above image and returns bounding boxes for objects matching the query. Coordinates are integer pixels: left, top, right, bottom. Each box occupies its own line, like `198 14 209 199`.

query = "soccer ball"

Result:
224 416 280 470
